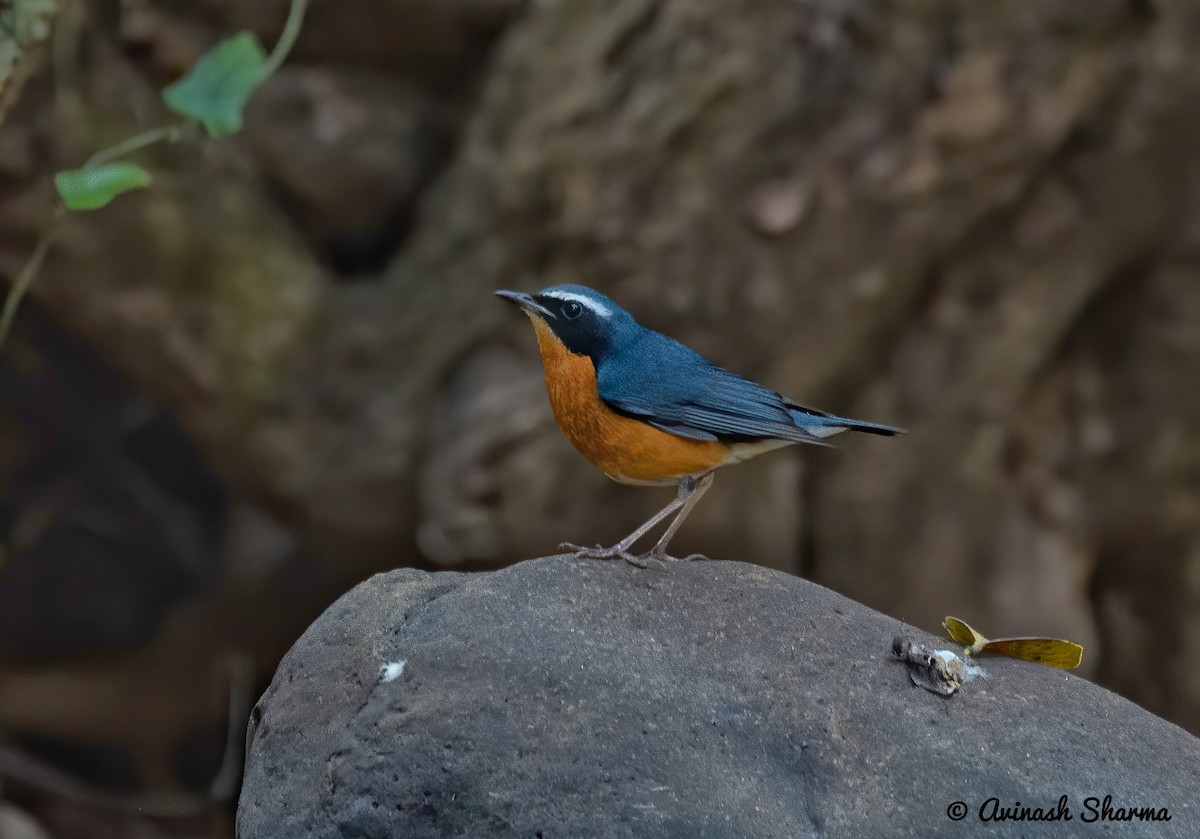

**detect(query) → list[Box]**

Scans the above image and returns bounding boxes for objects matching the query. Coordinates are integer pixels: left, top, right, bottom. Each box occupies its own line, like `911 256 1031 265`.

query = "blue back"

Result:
531 284 900 443
595 310 820 443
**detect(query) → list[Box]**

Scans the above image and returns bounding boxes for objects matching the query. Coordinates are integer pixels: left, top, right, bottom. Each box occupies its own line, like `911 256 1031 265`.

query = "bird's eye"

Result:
561 301 583 320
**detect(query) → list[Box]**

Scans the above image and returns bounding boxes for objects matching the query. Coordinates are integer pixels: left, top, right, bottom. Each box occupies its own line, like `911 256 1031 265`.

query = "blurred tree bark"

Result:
2 0 1200 747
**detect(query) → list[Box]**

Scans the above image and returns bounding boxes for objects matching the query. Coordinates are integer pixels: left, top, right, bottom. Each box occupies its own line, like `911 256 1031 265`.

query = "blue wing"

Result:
595 329 897 445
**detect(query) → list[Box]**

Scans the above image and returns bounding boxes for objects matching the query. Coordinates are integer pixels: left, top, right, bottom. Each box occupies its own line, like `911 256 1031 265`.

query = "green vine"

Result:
0 0 311 348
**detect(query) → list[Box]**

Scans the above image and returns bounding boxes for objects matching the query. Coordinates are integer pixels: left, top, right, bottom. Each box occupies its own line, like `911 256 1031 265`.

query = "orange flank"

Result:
531 317 729 485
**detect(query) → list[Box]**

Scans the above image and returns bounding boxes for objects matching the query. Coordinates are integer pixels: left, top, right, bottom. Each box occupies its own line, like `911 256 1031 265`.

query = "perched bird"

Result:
497 284 903 565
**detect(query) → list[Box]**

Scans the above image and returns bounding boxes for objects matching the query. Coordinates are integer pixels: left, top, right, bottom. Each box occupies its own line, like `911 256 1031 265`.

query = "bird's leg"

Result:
561 477 698 567
643 471 714 563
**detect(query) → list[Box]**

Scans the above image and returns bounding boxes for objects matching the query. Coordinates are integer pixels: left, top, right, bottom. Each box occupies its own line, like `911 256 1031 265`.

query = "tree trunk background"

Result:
2 0 1199 834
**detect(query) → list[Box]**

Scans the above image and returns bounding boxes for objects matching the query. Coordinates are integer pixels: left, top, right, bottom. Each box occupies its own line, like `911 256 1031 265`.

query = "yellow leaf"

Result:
942 616 1083 670
943 616 987 650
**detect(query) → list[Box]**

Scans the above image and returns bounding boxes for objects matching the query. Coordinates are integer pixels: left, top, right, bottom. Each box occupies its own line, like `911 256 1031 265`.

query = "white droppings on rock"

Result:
379 661 406 682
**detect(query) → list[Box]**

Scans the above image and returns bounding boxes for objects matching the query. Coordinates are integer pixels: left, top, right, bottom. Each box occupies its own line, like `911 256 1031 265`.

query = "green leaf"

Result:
54 162 153 211
161 32 267 137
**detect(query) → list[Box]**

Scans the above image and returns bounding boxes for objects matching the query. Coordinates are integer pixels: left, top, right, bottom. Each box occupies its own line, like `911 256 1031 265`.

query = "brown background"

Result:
1 0 1198 836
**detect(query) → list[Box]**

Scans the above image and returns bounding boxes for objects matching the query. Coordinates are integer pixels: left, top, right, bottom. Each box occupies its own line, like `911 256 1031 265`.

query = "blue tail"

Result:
787 403 905 439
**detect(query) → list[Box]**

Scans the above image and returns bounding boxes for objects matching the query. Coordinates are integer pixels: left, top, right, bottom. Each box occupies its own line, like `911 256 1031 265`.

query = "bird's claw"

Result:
641 550 708 567
560 543 709 569
560 542 645 567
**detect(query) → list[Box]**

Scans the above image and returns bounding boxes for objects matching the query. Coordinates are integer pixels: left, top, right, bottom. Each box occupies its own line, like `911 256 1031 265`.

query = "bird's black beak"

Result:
495 289 555 319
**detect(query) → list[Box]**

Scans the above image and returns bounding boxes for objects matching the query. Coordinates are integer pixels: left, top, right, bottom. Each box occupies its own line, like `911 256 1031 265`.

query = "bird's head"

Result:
496 284 634 362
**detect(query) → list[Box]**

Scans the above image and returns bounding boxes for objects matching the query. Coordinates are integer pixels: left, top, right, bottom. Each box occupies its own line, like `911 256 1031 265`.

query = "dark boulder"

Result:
238 557 1200 838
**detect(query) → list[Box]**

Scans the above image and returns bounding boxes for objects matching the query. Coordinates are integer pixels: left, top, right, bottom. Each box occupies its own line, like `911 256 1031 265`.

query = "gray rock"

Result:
238 557 1200 838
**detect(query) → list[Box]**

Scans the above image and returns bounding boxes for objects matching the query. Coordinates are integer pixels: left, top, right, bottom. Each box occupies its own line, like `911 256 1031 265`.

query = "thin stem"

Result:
0 210 65 348
0 0 309 352
260 0 310 80
85 122 191 168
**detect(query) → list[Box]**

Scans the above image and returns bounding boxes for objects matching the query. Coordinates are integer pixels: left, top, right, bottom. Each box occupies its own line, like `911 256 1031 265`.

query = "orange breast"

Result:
531 318 729 485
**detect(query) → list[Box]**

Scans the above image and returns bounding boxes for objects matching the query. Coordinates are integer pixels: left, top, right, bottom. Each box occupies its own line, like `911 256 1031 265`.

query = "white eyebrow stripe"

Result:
542 290 612 318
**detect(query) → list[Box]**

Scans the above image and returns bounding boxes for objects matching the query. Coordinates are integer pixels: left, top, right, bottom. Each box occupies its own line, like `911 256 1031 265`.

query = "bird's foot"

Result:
641 549 710 566
560 542 710 569
560 542 643 567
